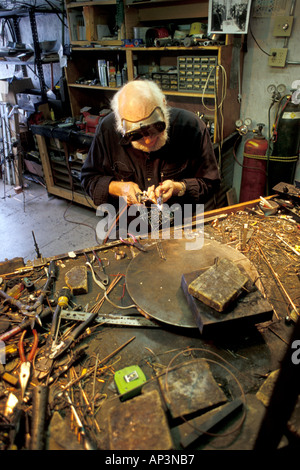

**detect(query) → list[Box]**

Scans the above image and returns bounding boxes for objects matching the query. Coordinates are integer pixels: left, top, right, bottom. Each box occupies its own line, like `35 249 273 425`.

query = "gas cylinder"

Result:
267 96 300 193
239 124 269 203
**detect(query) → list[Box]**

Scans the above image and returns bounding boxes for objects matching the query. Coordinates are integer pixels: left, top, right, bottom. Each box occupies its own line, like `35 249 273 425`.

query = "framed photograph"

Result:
208 0 253 34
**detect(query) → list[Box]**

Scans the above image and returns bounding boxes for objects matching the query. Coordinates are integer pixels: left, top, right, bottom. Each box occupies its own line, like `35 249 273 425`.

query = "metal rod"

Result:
258 244 299 317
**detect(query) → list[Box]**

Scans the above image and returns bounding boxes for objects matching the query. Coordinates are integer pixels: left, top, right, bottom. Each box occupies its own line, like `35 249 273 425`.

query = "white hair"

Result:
110 79 170 134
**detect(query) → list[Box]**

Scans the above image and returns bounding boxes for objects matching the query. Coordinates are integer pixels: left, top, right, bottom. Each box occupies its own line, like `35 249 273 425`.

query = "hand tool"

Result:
48 309 100 360
0 307 52 343
120 233 147 252
92 250 109 286
35 287 71 379
47 346 88 384
30 385 49 450
84 252 106 290
0 260 57 321
18 329 39 398
32 231 42 259
29 260 57 313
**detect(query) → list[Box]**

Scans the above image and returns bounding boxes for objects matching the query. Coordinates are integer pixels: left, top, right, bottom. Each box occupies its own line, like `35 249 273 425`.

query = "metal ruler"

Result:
60 309 159 327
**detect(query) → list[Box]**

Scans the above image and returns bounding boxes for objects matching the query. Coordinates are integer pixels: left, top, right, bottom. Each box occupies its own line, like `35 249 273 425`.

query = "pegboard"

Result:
252 0 287 17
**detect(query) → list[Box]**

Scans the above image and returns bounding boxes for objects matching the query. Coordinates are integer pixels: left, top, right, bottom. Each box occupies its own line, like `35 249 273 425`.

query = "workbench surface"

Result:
0 199 299 452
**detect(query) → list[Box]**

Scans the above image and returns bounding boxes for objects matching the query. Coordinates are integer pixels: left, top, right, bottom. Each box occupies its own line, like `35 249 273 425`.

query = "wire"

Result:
103 202 128 244
249 21 272 57
201 64 227 150
162 348 248 439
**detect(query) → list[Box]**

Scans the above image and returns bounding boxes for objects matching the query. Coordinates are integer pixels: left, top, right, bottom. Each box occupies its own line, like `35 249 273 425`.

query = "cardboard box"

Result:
0 77 33 104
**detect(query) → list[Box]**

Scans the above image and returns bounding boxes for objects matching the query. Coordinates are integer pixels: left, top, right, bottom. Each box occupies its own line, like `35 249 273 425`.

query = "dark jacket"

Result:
81 107 220 207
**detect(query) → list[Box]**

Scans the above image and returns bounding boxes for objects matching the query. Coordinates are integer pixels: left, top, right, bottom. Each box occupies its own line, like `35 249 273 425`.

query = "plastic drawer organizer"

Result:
177 56 217 94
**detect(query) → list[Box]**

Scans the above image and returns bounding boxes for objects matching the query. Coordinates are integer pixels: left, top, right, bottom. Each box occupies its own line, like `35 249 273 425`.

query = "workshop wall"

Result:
233 0 300 200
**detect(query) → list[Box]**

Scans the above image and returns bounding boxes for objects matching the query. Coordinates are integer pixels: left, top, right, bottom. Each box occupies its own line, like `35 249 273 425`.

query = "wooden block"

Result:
181 270 273 335
188 258 248 312
108 389 173 450
0 257 24 275
65 265 88 295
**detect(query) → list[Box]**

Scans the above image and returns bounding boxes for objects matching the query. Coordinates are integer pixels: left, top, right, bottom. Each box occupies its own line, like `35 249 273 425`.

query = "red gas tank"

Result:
239 124 269 203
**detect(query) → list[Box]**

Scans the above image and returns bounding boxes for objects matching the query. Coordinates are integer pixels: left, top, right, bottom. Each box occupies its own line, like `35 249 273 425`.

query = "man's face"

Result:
120 104 170 153
131 128 168 152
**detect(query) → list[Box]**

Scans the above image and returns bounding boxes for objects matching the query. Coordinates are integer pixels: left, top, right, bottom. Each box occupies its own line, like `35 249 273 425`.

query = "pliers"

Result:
120 233 147 252
18 329 38 398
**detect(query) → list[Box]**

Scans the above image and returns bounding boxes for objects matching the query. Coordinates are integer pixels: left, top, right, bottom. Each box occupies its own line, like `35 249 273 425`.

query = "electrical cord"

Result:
249 21 271 56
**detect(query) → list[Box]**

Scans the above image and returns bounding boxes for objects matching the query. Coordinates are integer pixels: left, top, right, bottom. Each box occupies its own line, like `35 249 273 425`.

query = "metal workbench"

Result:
0 197 299 452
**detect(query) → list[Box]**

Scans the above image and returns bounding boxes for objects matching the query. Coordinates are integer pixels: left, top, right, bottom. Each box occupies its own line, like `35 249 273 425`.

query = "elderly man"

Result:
81 79 220 209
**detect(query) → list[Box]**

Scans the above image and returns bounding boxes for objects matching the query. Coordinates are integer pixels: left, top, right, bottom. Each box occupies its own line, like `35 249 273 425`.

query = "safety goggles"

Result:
121 107 166 144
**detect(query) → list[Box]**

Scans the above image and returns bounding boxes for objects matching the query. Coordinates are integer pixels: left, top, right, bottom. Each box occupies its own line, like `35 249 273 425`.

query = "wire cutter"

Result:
18 329 38 398
120 233 147 252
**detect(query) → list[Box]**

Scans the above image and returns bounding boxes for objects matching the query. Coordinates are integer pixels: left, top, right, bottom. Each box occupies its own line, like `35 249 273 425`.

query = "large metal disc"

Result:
126 238 260 328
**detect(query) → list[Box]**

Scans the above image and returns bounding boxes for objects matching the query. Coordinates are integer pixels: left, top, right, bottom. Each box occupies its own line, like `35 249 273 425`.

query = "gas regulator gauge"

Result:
267 84 276 94
277 84 286 94
244 118 252 127
235 119 243 128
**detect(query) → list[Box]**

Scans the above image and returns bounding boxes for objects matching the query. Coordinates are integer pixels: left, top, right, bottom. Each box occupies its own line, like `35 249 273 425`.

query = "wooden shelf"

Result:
64 0 242 144
69 83 120 91
71 40 123 47
66 0 117 8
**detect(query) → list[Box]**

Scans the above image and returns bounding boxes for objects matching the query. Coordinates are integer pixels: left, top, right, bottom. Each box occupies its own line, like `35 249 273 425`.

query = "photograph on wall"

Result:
208 0 252 34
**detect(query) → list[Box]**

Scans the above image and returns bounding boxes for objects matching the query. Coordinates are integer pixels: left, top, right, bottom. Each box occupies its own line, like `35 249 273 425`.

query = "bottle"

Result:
108 61 116 87
98 59 108 87
116 54 122 87
122 64 128 84
116 68 122 87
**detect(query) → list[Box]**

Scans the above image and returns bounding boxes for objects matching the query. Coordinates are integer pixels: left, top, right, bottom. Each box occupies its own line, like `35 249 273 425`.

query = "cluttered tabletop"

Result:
0 182 300 451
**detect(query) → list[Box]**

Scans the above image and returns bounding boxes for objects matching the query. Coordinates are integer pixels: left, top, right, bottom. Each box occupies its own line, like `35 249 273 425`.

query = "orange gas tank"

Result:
239 124 269 203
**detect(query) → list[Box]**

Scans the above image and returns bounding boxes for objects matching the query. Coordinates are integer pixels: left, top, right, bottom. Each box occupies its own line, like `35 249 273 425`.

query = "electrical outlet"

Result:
273 16 294 37
268 48 288 67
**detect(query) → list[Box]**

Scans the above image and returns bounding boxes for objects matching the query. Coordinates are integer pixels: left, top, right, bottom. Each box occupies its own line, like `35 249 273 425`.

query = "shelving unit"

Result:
64 0 243 144
32 124 95 207
0 8 61 101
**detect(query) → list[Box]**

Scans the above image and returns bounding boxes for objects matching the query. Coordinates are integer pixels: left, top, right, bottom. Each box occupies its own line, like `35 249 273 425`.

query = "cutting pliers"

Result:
18 329 38 398
120 233 147 252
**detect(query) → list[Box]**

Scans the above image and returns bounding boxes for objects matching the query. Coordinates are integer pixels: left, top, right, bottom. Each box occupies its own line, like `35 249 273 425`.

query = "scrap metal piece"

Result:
158 359 227 419
108 389 173 450
179 397 244 448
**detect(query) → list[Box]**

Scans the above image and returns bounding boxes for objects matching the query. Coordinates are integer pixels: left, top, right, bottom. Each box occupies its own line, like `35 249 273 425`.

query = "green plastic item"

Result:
114 365 147 401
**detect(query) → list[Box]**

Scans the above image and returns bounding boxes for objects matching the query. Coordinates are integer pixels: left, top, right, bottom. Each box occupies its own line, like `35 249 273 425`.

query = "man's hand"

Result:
151 180 183 203
108 181 142 205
